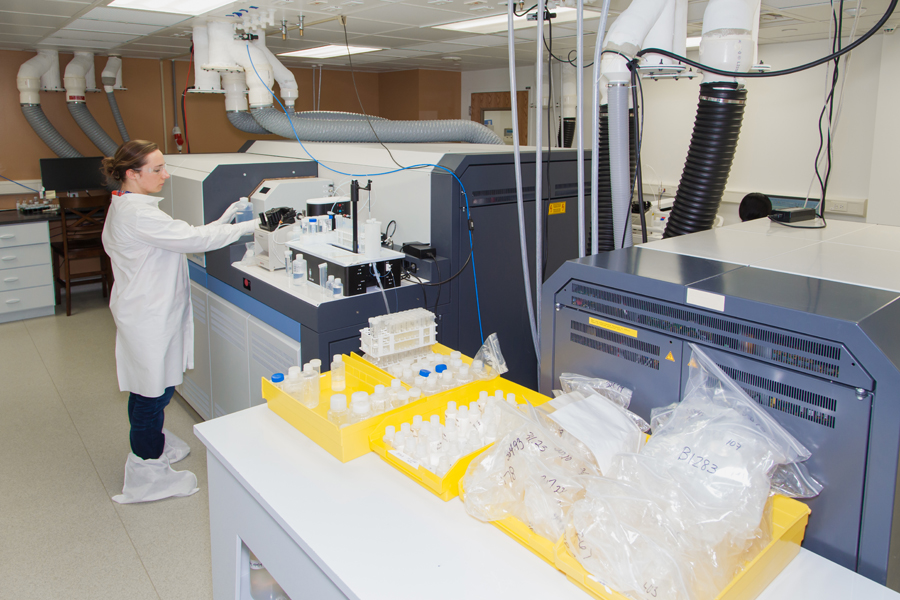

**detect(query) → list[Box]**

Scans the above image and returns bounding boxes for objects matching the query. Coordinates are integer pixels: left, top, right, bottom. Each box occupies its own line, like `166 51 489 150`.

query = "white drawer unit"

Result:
178 282 213 420
0 221 54 324
0 243 51 270
0 264 53 292
0 285 54 315
0 221 49 248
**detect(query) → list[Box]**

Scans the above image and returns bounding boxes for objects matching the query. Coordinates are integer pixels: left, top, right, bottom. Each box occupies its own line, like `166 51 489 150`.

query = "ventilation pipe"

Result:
17 50 81 158
222 71 270 134
640 0 677 68
662 0 757 237
252 33 299 111
102 56 129 143
193 23 222 92
65 52 119 156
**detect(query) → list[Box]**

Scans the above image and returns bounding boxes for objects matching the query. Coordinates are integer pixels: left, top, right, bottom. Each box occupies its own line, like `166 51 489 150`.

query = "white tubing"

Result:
699 0 759 81
604 0 670 58
252 36 299 110
535 0 545 356
193 23 222 91
206 21 241 70
507 0 540 365
608 83 633 249
17 50 56 104
101 56 122 93
674 0 689 57
41 50 62 91
64 52 94 102
231 42 274 108
222 71 249 112
576 0 585 258
590 0 613 254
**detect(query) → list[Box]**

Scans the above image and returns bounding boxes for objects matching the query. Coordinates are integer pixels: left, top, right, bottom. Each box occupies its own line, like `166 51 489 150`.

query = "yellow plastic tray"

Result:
369 377 552 501
262 354 425 463
555 494 811 600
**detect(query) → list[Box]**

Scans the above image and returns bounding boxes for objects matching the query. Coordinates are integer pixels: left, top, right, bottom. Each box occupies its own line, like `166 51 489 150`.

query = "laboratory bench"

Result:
194 404 900 600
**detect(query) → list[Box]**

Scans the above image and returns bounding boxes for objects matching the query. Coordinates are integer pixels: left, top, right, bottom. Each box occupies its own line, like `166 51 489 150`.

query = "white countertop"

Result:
640 221 900 293
195 405 900 600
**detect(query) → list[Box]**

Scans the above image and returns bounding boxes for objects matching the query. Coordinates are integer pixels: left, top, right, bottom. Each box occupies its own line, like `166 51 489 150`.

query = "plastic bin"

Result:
554 494 811 600
369 378 552 501
262 353 424 463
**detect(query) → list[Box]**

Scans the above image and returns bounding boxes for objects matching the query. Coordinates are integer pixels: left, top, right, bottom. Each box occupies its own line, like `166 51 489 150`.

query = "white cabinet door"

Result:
208 292 250 418
248 316 301 408
179 282 213 420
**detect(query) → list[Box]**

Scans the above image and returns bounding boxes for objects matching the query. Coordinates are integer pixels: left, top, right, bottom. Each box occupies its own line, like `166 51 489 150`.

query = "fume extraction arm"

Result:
196 20 503 145
17 49 81 158
65 52 121 157
102 56 130 144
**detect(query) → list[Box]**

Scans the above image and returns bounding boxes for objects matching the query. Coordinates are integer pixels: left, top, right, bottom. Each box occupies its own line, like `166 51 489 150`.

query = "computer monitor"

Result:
39 156 107 193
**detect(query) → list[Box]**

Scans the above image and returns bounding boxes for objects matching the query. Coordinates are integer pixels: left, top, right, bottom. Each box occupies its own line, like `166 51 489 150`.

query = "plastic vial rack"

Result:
360 308 437 363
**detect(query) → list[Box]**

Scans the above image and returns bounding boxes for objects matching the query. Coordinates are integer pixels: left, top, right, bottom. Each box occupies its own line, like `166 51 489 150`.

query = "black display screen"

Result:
40 156 107 192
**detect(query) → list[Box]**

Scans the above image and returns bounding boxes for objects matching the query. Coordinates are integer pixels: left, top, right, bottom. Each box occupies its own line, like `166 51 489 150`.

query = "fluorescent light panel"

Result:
107 0 233 16
278 45 382 58
433 7 601 34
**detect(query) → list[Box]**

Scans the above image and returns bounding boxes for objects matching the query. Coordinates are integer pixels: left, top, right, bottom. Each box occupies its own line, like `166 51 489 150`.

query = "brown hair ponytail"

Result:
101 140 159 189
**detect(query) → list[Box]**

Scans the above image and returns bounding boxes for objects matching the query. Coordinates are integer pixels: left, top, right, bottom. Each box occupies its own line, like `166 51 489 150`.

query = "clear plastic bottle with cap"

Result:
411 415 423 438
439 371 455 391
300 366 320 409
456 365 473 385
388 379 403 406
414 374 427 389
444 401 458 428
349 391 373 424
408 387 422 402
327 394 348 427
423 374 439 394
292 256 307 291
457 405 470 436
330 355 345 391
333 277 343 298
506 392 517 407
318 263 328 291
472 359 490 380
284 250 293 284
383 425 396 445
395 389 410 408
400 422 411 436
270 373 285 390
401 368 415 387
284 366 303 397
371 384 387 414
310 359 322 375
392 431 406 452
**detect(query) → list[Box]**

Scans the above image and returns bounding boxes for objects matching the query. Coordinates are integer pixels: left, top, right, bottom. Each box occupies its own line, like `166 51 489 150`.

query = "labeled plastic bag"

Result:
559 373 634 409
461 399 599 541
472 333 508 380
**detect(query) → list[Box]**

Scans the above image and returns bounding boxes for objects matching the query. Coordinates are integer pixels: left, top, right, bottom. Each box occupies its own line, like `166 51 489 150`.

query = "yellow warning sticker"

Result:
589 317 637 338
665 351 675 362
549 201 566 215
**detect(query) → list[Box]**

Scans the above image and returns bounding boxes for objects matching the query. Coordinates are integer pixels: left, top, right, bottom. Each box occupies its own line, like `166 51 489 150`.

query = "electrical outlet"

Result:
831 201 848 212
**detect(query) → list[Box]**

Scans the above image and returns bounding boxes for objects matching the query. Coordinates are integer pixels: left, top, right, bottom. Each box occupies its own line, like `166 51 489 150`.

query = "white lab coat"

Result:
102 193 251 397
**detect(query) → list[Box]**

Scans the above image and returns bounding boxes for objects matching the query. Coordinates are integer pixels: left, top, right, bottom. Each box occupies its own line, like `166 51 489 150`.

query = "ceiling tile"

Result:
48 29 139 43
0 34 46 44
443 33 509 45
313 16 409 34
81 7 189 27
0 1 88 19
0 23 57 37
41 37 122 50
65 18 165 35
402 41 480 51
0 12 69 28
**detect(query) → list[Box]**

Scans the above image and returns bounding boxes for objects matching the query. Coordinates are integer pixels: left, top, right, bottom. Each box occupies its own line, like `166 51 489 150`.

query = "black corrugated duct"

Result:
664 82 747 238
592 105 636 252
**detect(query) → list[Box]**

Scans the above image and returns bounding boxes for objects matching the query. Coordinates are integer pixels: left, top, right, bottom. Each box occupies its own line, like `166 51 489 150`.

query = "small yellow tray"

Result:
262 353 424 463
369 378 552 501
555 495 811 600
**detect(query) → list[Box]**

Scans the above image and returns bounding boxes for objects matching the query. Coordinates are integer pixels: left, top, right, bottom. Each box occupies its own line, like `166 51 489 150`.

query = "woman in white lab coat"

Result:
101 140 256 503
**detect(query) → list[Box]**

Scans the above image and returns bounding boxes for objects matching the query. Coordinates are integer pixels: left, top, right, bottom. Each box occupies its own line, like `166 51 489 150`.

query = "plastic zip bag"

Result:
559 373 634 409
472 333 508 380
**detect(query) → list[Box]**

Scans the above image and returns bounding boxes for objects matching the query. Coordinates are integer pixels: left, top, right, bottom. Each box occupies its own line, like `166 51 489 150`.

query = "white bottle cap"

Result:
400 422 411 434
446 401 457 412
333 354 342 363
450 351 462 360
451 358 463 369
385 425 396 437
403 368 413 379
415 375 427 388
458 405 468 415
393 431 405 447
413 414 423 426
459 365 470 377
329 394 347 411
397 390 410 402
506 393 517 405
429 414 441 426
408 387 422 400
441 372 452 381
374 384 386 395
311 359 322 369
479 391 489 401
473 359 484 371
303 364 314 373
350 391 368 406
288 366 302 378
391 379 402 389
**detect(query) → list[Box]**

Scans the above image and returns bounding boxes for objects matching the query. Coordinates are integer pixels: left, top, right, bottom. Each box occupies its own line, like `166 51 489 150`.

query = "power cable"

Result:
182 44 193 153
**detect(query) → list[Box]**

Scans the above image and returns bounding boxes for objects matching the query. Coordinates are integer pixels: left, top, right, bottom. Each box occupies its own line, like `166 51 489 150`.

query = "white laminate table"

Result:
195 405 900 600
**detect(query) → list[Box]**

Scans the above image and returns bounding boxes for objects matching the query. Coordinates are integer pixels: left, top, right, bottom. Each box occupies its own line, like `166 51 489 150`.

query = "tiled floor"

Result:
0 290 213 599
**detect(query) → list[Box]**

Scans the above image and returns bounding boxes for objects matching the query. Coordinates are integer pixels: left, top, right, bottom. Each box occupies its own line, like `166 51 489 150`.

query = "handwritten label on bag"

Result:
389 449 420 469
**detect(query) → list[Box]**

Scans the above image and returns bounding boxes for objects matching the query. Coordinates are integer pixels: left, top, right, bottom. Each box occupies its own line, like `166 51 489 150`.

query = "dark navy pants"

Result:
127 386 175 460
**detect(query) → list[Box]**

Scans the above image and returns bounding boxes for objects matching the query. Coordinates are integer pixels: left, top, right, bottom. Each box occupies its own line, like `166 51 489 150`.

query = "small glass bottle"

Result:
330 354 345 392
327 394 348 426
300 366 320 409
349 391 373 424
270 373 284 390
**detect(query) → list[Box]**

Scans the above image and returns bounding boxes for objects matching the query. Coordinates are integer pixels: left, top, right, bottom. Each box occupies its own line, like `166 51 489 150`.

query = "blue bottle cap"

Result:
309 218 317 222
271 373 285 383
435 364 447 373
418 369 431 378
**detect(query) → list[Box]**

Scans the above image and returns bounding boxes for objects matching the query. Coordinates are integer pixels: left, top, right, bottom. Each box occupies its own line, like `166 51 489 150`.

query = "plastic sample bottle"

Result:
284 250 292 283
383 425 396 445
318 263 328 289
292 257 306 290
333 277 343 298
327 394 348 427
395 389 410 408
326 275 335 294
412 415 423 437
371 384 387 414
349 391 373 424
388 379 403 406
408 387 422 401
456 365 473 385
457 405 470 435
330 355 345 391
392 431 406 452
423 374 439 394
506 393 517 406
439 371 454 391
310 359 322 375
270 373 284 390
300 366 320 409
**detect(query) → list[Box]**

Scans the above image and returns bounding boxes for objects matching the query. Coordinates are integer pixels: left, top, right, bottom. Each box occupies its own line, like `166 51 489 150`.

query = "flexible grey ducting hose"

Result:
227 110 271 134
251 107 503 145
21 104 81 158
293 111 386 121
105 91 130 143
68 102 118 156
608 84 633 249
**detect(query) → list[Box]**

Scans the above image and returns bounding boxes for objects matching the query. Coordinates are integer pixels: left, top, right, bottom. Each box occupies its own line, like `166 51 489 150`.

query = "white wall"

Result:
462 34 899 225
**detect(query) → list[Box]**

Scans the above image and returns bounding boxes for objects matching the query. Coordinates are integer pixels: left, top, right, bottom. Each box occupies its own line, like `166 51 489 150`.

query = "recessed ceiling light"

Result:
107 0 233 16
686 36 701 48
433 7 603 34
278 45 382 58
